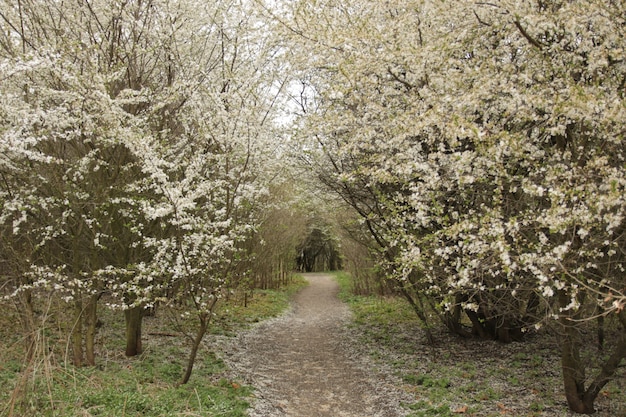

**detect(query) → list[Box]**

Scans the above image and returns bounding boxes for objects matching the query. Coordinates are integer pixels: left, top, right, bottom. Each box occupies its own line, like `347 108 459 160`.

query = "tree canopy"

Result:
281 0 626 413
1 0 625 413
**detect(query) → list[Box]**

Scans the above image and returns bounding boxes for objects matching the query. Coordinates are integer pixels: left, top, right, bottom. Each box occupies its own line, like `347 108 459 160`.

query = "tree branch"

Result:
514 20 543 49
387 67 414 91
473 11 491 27
585 316 626 402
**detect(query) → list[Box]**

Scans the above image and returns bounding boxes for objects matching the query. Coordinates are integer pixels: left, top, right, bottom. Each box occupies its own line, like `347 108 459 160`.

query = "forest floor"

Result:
0 279 307 417
212 272 626 417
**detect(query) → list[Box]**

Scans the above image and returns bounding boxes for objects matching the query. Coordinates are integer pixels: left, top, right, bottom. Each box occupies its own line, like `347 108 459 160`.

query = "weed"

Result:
508 375 521 386
529 401 545 411
405 400 454 417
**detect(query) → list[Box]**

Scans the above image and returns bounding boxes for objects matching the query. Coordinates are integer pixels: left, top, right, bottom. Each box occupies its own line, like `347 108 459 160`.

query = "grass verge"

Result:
1 275 307 417
331 271 626 417
213 276 309 335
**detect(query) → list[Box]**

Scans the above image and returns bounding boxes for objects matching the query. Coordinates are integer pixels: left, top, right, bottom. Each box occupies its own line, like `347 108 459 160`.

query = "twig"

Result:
387 67 414 91
513 20 543 49
473 11 491 27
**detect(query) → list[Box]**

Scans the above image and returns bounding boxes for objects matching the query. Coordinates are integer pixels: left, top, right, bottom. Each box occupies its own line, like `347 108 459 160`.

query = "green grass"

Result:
405 400 455 417
402 374 451 388
335 271 417 329
10 355 251 417
1 276 307 417
214 275 308 333
330 271 626 417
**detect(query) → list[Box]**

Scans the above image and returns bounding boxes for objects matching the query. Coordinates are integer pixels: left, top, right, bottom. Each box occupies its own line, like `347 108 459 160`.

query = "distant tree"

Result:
296 221 341 272
244 182 310 290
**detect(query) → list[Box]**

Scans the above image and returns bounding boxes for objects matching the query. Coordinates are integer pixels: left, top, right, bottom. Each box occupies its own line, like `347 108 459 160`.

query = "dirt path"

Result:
217 273 411 416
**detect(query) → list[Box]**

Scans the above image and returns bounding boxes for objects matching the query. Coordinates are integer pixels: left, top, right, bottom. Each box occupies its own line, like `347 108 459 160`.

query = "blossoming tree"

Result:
283 0 626 413
1 0 287 385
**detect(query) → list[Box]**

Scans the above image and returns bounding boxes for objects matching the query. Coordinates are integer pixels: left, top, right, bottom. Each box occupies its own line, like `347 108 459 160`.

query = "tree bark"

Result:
584 310 626 409
523 290 542 326
72 298 84 367
125 306 143 357
465 308 492 339
441 299 473 339
560 317 590 413
558 294 626 414
84 293 99 366
180 313 209 385
558 291 594 414
597 307 605 350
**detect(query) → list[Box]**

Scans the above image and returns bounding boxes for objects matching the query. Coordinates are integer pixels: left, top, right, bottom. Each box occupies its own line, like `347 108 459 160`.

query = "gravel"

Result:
212 273 414 417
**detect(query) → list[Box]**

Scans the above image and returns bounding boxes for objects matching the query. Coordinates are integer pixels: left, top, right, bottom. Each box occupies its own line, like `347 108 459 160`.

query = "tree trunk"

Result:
496 325 512 344
16 289 36 363
84 293 99 366
442 301 473 339
523 290 542 325
180 313 209 385
560 318 594 413
597 307 605 350
72 298 84 367
558 293 626 414
583 310 626 409
397 285 434 344
125 306 143 357
558 291 594 414
465 308 492 339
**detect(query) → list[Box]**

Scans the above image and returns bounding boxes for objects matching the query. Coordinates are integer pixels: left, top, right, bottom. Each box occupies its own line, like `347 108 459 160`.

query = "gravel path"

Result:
216 273 412 417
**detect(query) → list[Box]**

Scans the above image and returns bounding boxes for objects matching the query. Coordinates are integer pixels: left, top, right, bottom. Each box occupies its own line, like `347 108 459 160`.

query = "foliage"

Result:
0 321 250 417
285 1 626 412
2 0 625 413
295 218 342 272
240 183 312 290
0 0 295 387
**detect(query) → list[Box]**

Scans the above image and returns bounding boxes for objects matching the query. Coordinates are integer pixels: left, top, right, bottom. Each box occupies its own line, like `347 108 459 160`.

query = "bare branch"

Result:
0 7 35 52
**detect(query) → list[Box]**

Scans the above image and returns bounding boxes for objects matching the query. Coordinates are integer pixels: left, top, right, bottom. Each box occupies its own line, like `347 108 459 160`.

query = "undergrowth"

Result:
1 275 307 417
332 271 626 417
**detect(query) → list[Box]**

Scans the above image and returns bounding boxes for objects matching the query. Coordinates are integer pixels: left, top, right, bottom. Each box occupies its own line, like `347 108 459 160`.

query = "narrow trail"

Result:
217 273 411 417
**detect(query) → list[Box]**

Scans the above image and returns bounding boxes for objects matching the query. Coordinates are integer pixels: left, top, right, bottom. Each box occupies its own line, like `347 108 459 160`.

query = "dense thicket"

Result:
0 0 299 386
282 0 626 413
